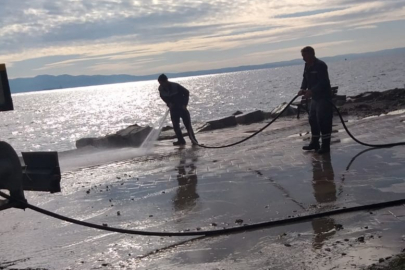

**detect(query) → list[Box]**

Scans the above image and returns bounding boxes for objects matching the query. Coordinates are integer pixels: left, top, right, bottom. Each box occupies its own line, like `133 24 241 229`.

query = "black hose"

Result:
1 190 405 237
191 96 405 149
331 101 405 148
345 147 383 171
190 95 300 148
192 95 405 149
2 95 405 237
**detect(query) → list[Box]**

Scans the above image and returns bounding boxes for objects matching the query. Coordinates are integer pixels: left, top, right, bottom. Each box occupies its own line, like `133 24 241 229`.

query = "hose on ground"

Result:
191 95 405 149
2 95 405 237
1 190 405 237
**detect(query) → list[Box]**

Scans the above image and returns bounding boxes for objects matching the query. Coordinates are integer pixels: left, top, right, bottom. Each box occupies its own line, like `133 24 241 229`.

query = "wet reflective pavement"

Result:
2 112 405 269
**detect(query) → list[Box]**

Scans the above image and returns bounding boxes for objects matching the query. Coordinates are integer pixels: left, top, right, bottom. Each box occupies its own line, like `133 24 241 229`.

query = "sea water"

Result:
1 53 404 154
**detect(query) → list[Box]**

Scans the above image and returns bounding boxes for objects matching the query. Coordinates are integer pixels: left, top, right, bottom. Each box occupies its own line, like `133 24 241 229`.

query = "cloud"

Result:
1 0 405 77
274 8 346 18
246 40 354 59
351 25 377 30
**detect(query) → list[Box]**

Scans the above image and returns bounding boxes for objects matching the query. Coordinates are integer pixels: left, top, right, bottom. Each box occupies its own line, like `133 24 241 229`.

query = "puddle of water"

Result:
59 147 151 172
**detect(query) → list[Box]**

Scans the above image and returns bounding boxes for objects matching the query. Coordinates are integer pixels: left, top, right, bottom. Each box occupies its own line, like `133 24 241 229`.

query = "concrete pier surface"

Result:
1 111 405 270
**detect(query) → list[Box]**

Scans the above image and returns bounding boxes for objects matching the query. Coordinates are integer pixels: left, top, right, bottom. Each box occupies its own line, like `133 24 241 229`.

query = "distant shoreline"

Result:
9 46 405 94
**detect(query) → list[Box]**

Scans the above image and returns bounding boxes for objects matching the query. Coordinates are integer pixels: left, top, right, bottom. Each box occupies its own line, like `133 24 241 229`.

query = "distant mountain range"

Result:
9 47 405 93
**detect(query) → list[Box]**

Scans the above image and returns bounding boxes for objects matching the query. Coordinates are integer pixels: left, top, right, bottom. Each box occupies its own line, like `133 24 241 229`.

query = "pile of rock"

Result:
76 93 351 150
75 103 300 149
197 104 298 132
339 88 405 118
76 124 152 149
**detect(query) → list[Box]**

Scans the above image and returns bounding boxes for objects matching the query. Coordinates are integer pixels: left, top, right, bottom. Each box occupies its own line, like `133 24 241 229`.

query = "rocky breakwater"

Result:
339 88 405 118
75 104 301 149
196 104 298 133
76 124 152 149
74 100 316 149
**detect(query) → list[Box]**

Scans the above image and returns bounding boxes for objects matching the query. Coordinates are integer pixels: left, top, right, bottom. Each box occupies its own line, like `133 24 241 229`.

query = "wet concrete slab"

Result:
1 113 405 269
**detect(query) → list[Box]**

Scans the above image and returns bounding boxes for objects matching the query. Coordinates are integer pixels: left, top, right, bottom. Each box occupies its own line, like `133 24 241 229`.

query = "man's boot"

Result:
317 138 331 154
173 140 186 146
302 139 320 151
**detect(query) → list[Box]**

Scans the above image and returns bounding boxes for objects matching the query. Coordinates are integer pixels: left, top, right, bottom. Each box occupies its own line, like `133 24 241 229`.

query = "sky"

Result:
1 0 405 79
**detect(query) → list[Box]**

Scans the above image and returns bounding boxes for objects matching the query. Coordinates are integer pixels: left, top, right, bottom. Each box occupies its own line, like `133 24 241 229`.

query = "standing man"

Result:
298 46 333 154
158 74 198 146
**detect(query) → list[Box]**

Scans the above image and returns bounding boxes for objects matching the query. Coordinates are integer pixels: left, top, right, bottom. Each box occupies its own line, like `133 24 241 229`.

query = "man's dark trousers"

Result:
309 99 333 149
170 108 197 144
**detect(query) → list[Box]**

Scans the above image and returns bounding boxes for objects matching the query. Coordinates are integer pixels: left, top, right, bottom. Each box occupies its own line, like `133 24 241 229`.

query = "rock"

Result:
268 102 298 118
262 111 273 119
333 95 347 106
161 126 173 131
158 127 189 140
235 110 265 125
158 130 178 140
235 219 243 224
76 124 152 148
334 224 344 231
91 137 108 148
349 91 381 102
115 124 153 146
76 137 97 148
198 116 237 132
195 123 212 133
105 134 128 148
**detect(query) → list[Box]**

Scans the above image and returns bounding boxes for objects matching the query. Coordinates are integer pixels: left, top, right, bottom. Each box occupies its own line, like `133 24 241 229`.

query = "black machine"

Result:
0 63 61 211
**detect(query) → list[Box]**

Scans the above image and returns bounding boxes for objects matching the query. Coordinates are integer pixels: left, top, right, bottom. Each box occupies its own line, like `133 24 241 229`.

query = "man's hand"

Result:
298 89 305 96
304 90 312 98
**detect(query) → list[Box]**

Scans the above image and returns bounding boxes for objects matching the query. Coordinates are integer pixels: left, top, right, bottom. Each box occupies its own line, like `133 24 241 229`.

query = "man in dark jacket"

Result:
158 74 198 146
298 46 333 154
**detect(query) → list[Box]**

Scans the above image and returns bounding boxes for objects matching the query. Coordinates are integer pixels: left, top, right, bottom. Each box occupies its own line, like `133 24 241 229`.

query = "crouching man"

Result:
157 74 198 146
